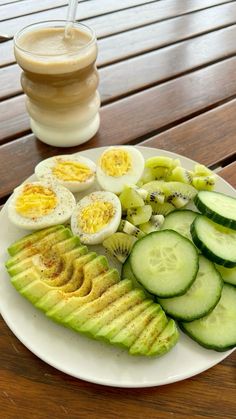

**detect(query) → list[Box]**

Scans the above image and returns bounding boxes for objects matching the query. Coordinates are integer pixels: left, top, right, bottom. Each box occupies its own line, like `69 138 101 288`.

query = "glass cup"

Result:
14 21 100 147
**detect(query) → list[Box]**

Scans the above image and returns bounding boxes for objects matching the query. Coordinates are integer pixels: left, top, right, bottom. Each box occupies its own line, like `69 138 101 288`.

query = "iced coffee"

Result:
14 21 100 147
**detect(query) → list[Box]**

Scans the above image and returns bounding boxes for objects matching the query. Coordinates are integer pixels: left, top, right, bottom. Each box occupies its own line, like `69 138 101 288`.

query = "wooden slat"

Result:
1 14 236 100
140 100 236 168
0 0 156 37
1 1 234 68
0 0 89 21
1 52 236 144
0 65 235 198
0 1 66 21
0 0 233 39
218 162 236 188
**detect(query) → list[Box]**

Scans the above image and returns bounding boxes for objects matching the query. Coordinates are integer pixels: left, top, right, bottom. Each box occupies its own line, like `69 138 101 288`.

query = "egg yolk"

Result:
52 160 93 182
100 149 132 177
15 184 58 218
79 201 115 233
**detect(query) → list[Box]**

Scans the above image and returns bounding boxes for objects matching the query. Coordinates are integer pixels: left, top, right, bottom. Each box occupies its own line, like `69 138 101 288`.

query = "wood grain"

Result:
0 0 233 39
1 1 235 68
140 100 236 169
1 56 236 146
218 162 236 187
2 18 236 100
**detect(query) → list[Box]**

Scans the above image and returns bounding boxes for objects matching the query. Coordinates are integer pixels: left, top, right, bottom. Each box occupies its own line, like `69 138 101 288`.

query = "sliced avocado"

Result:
35 252 97 312
11 267 39 291
129 310 168 355
47 269 120 322
80 288 146 336
6 228 72 268
45 246 88 286
147 319 179 357
83 255 109 281
96 299 153 341
65 279 133 331
110 303 161 348
59 252 96 293
7 237 83 278
7 225 65 256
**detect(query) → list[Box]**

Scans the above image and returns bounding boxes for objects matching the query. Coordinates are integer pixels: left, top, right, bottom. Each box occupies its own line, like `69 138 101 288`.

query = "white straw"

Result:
65 0 78 38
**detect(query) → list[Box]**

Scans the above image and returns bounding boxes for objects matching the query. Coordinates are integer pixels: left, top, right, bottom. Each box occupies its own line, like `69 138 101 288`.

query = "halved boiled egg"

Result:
8 181 76 230
71 191 121 245
35 154 96 192
96 146 145 194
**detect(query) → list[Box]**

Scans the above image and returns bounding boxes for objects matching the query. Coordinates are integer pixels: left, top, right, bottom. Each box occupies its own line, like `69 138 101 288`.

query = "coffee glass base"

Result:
30 113 100 147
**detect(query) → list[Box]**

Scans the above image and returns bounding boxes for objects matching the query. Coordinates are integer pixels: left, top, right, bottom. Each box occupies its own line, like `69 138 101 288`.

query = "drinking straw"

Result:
65 0 78 38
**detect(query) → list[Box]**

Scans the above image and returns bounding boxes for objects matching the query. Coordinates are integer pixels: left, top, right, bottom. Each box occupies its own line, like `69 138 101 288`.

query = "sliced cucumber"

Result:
161 210 198 242
121 257 154 299
130 230 199 298
158 256 223 321
215 264 236 287
194 191 236 230
191 215 236 268
180 284 236 351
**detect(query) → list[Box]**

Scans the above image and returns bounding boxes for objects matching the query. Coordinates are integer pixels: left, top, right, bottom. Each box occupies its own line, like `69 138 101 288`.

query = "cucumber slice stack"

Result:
128 190 236 352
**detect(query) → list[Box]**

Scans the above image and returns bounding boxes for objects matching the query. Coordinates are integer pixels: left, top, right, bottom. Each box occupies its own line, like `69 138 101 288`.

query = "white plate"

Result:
0 146 235 388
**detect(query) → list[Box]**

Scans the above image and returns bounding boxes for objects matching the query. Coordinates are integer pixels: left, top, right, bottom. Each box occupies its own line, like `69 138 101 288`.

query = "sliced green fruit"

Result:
192 176 216 191
118 220 145 239
180 284 236 351
158 256 223 321
65 279 133 331
96 300 153 341
145 156 173 169
164 182 197 208
129 309 168 355
139 215 165 234
80 288 146 336
7 225 65 256
127 205 152 225
191 215 236 267
168 167 193 184
194 191 236 230
119 187 144 211
130 230 199 297
146 190 165 204
111 303 161 348
103 232 137 263
147 319 179 356
149 201 175 216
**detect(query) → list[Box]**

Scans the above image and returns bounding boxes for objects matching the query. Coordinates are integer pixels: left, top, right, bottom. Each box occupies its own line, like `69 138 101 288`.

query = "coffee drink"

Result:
14 21 100 147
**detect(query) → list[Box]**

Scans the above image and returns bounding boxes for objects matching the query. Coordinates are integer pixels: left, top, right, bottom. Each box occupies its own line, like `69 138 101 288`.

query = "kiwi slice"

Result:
127 205 152 226
164 182 197 208
119 187 144 211
118 220 145 239
139 215 165 234
145 156 174 169
168 167 193 184
146 190 165 205
103 232 137 263
193 163 213 176
149 202 175 216
192 175 216 191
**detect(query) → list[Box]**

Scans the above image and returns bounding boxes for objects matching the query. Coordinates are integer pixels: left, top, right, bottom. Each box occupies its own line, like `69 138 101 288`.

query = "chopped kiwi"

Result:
145 156 174 169
127 205 152 226
118 220 145 239
146 190 165 205
139 215 165 234
119 187 144 211
103 232 137 263
193 163 213 176
168 167 193 184
149 201 175 216
192 175 216 191
164 182 197 208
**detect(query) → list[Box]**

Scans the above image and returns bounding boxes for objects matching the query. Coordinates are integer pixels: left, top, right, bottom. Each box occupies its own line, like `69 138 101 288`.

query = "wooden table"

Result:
0 0 235 417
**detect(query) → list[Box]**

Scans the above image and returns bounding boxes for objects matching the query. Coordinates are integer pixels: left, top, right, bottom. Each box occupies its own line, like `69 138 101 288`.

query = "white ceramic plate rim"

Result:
0 146 235 388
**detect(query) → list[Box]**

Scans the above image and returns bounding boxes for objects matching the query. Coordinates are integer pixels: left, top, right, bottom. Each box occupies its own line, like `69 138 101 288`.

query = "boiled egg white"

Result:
96 146 145 194
8 181 76 230
71 191 121 245
35 154 96 193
